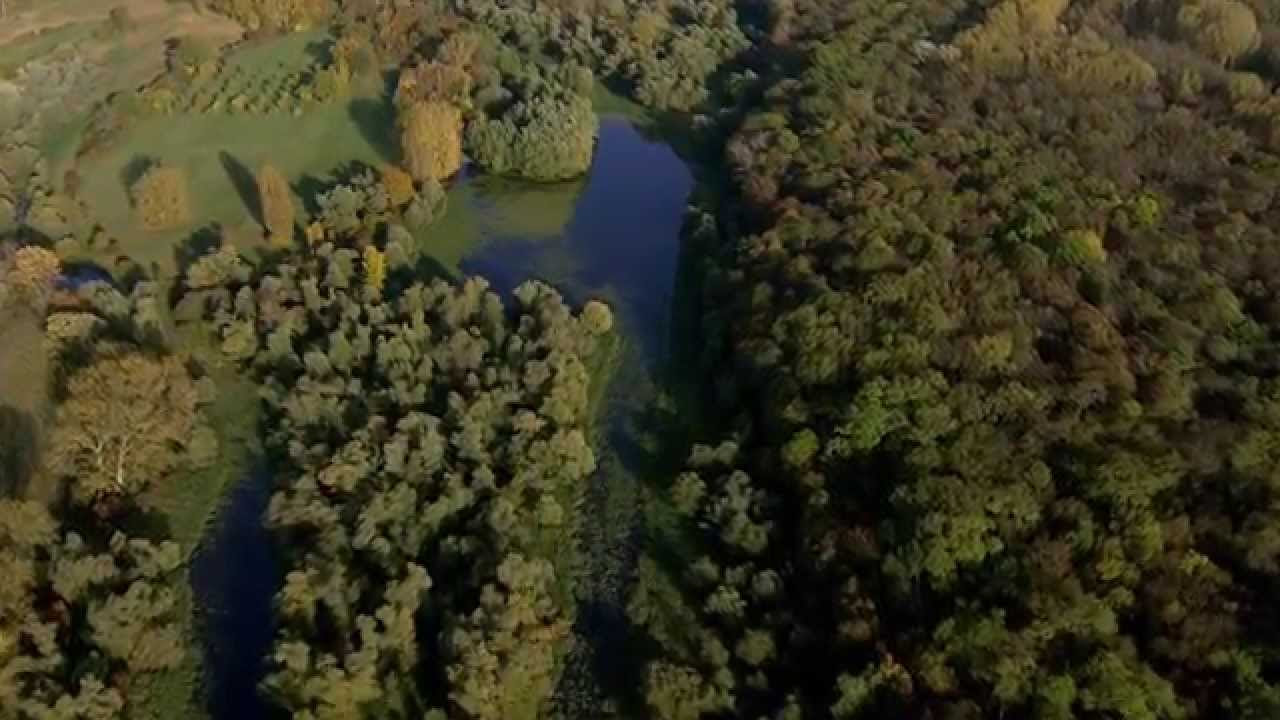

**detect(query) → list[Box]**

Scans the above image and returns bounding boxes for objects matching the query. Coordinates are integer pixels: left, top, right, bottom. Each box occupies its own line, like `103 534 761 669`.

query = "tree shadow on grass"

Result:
166 223 226 306
293 173 329 217
304 38 333 65
174 223 224 273
348 96 397 164
0 405 39 500
219 151 263 226
119 154 157 201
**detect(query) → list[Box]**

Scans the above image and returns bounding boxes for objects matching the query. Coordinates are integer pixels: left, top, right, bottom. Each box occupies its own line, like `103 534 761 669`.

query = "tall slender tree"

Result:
257 163 295 244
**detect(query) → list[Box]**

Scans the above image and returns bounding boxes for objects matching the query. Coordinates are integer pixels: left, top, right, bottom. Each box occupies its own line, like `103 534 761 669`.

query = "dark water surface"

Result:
463 117 694 360
192 116 693 718
190 464 278 719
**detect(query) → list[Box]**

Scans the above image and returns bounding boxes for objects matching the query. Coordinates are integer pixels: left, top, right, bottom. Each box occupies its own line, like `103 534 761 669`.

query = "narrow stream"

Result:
191 117 693 718
190 463 277 719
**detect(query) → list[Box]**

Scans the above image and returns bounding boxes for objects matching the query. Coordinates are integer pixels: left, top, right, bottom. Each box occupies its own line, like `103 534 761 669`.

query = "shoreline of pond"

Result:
186 114 705 719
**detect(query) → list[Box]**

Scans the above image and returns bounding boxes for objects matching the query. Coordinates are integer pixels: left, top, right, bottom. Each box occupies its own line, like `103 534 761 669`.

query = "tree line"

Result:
1 244 224 719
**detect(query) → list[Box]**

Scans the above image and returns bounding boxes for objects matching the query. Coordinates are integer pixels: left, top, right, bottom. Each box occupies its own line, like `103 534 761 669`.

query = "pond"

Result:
461 117 694 362
189 115 694 718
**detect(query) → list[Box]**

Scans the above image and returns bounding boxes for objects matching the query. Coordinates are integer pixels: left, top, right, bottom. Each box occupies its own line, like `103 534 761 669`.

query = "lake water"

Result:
462 117 694 362
190 116 694 718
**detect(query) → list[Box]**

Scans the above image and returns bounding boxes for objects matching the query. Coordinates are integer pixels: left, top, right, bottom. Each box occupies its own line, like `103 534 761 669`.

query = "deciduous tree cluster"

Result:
456 0 749 111
207 0 332 34
0 501 187 718
1 262 220 717
634 0 1280 717
466 82 598 182
187 188 615 717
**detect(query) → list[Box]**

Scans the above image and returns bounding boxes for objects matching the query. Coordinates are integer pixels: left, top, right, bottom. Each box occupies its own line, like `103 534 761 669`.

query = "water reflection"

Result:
462 117 694 364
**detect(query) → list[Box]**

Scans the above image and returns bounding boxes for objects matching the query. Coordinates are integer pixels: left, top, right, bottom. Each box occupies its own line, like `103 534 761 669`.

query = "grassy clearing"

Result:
1 0 240 121
170 30 329 117
131 323 262 720
224 29 326 72
0 0 242 236
69 58 655 284
0 0 240 50
72 30 483 277
76 95 391 269
144 327 262 553
591 82 650 123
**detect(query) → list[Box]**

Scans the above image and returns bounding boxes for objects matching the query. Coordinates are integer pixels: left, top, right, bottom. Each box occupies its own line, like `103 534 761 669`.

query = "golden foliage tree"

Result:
399 100 464 182
131 165 190 231
47 353 198 506
6 246 61 310
447 555 570 720
257 163 295 243
396 62 473 108
363 245 386 298
380 165 416 208
211 0 330 33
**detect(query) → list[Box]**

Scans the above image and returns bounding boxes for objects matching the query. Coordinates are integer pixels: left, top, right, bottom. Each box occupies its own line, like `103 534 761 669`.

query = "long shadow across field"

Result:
219 152 262 225
348 96 397 164
0 405 38 498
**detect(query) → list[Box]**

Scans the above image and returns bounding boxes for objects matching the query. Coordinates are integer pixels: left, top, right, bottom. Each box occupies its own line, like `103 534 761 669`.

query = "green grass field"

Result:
76 90 395 268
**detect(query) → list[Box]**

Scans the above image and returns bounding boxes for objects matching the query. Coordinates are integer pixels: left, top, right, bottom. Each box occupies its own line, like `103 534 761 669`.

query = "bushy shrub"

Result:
131 165 190 231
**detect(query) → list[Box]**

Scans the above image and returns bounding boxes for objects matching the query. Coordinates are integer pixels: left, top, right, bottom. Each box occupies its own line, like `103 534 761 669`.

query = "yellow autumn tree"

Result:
6 246 61 311
380 165 416 208
132 165 190 231
363 245 386 297
399 100 463 183
257 163 295 244
47 352 198 506
395 63 473 109
305 221 327 247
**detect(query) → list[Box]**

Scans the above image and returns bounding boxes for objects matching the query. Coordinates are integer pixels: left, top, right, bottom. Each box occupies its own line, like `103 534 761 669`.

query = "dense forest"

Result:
631 0 1280 719
5 0 1280 718
183 183 614 717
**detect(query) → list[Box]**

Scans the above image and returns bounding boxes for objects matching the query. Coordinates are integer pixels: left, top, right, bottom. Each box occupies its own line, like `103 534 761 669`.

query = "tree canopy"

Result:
185 182 615 717
632 0 1280 717
47 353 197 509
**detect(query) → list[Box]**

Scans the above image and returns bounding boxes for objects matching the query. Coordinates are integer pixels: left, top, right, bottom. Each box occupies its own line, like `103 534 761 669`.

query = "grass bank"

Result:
130 324 263 720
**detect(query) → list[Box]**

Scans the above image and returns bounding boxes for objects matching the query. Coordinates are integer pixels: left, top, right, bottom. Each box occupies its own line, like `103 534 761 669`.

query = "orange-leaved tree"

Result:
399 100 463 182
